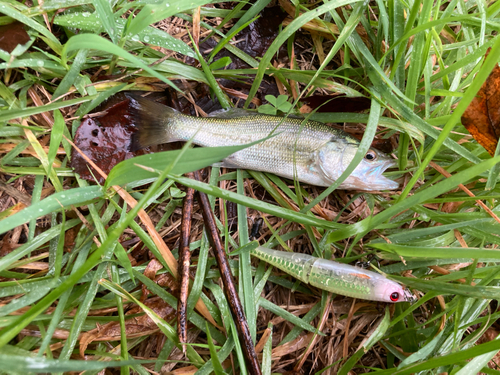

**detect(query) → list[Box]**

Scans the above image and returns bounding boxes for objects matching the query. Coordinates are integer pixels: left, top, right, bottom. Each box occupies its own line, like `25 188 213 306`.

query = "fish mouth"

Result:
371 160 399 190
338 159 400 191
356 159 399 191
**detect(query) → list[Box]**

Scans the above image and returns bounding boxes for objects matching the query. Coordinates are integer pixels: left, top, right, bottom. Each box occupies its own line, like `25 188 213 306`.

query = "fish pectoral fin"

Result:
317 162 336 185
315 148 342 185
305 152 332 185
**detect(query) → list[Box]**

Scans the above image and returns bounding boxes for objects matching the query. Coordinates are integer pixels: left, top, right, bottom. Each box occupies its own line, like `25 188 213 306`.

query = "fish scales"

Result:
163 113 350 184
128 95 399 191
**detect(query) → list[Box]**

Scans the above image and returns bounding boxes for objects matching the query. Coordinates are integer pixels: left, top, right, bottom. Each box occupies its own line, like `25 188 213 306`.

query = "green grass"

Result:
1 0 500 373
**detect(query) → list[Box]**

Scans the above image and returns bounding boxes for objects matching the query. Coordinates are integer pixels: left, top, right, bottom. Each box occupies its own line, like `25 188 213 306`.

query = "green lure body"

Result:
251 246 410 303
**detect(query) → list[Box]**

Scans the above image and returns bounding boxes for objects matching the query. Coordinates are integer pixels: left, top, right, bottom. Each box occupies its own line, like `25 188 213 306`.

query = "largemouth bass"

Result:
127 95 399 191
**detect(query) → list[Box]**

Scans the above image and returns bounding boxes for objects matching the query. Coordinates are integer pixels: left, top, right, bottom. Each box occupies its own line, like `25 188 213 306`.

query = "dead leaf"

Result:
166 365 200 375
79 297 175 357
0 21 30 53
0 231 13 257
156 272 179 293
141 259 164 300
272 333 314 358
70 94 150 183
461 48 500 156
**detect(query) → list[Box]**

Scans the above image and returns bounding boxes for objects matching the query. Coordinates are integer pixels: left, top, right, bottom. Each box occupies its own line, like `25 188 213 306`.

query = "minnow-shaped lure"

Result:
251 247 412 303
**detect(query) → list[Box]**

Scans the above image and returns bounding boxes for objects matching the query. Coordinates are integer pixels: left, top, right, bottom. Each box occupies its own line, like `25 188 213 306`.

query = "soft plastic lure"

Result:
251 246 412 303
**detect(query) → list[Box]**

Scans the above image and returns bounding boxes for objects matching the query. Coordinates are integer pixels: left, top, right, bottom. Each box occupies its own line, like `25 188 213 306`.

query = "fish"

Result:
251 246 412 303
127 95 399 191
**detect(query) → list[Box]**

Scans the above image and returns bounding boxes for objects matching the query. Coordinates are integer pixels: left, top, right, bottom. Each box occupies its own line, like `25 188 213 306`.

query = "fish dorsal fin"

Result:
287 114 306 120
208 107 306 120
207 107 259 118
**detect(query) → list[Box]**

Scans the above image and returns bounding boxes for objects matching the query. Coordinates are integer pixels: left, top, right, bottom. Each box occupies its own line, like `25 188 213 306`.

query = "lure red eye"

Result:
390 292 400 302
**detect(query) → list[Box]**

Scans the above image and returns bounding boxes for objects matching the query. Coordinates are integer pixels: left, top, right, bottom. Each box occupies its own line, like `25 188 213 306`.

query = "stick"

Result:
194 171 262 375
177 175 195 350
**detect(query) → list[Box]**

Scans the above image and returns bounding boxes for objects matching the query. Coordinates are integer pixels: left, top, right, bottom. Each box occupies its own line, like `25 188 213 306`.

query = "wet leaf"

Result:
54 13 195 58
0 21 30 54
70 94 150 184
461 49 500 156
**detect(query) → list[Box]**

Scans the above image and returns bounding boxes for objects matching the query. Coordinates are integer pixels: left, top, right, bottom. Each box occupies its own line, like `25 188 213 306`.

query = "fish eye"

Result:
364 150 378 161
390 292 400 302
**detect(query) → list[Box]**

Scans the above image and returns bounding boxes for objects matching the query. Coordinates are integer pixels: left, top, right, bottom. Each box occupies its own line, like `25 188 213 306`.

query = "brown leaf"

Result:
0 231 13 257
141 258 164 300
0 21 30 53
272 333 314 358
461 49 500 156
64 225 80 252
239 7 288 60
156 272 179 293
70 94 150 183
167 365 200 375
79 297 175 357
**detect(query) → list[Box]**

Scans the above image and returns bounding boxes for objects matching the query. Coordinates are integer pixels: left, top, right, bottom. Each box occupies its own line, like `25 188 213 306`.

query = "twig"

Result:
177 175 195 351
194 171 262 375
0 181 32 207
28 87 54 127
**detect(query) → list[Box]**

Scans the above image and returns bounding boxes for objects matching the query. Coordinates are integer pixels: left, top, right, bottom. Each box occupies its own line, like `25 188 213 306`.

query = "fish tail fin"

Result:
126 94 178 151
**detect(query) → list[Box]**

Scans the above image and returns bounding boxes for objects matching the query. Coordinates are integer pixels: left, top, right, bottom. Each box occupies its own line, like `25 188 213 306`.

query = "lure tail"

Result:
126 94 178 151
